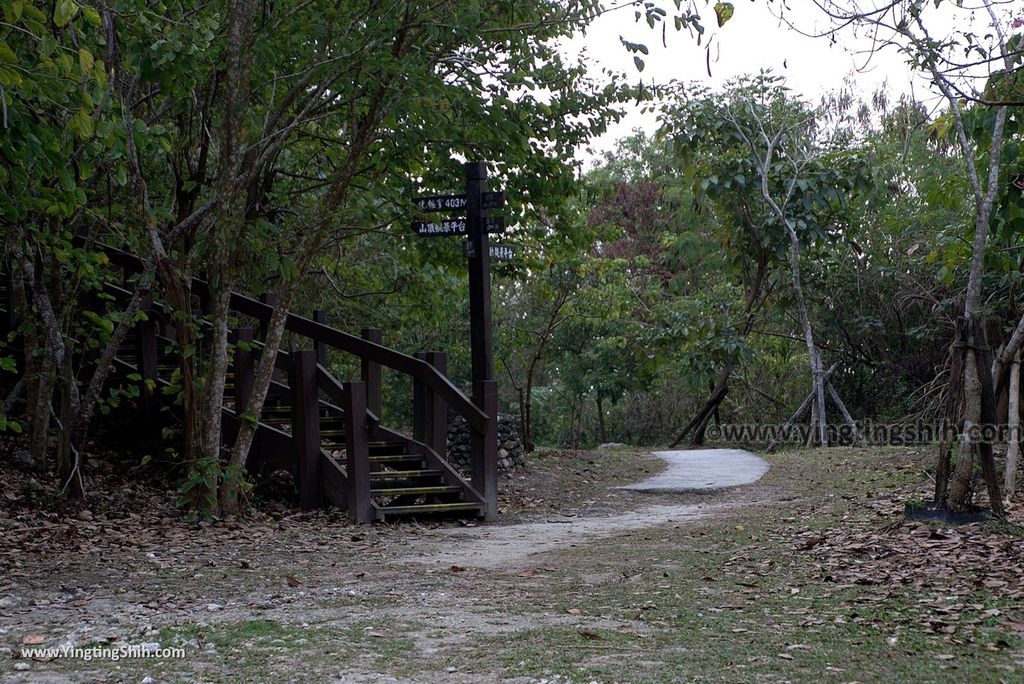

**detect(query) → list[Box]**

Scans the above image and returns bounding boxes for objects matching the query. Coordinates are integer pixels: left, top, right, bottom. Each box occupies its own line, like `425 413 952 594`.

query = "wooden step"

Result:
370 469 442 480
376 502 483 518
370 485 461 497
369 454 423 464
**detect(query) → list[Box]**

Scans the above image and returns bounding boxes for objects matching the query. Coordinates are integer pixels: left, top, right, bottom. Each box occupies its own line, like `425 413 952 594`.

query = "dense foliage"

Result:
2 0 1021 516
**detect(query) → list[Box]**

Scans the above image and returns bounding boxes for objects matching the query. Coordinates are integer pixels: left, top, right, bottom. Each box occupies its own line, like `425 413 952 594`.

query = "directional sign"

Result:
464 241 515 261
412 216 505 237
413 191 505 213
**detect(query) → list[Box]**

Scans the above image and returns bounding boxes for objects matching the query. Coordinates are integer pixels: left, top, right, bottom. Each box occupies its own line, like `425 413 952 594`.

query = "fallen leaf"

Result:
22 634 45 645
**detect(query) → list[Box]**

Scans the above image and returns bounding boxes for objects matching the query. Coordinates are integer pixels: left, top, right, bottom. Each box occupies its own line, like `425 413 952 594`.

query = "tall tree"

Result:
798 0 1019 511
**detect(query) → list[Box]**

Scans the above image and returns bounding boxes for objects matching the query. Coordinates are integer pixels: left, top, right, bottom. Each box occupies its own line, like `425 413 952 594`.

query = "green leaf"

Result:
78 47 94 75
81 5 100 26
0 65 22 87
714 2 734 27
54 0 77 26
69 110 94 139
0 40 16 64
633 56 645 72
3 1 24 23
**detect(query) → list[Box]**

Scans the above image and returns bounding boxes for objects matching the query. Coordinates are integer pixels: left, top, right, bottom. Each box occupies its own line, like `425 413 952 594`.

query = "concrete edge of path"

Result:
615 448 770 493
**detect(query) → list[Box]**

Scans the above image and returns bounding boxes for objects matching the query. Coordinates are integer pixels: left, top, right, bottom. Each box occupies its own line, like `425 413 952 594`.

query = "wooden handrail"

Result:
92 241 489 433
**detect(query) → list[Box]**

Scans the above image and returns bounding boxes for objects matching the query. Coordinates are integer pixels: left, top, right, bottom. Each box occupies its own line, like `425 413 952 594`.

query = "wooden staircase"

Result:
1 246 498 523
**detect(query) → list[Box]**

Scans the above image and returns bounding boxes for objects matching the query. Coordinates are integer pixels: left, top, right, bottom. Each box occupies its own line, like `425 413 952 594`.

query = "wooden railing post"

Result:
290 350 322 510
344 381 372 523
425 351 448 458
135 293 159 432
232 327 255 415
413 352 427 443
312 309 327 367
360 328 382 416
472 380 499 520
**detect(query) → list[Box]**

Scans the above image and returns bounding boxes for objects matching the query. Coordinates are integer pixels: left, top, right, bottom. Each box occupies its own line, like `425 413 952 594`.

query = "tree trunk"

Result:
758 149 826 448
29 353 56 466
523 367 536 453
948 335 982 510
596 394 607 444
517 387 529 453
935 314 966 503
1005 350 1020 499
56 366 85 498
935 72 1007 511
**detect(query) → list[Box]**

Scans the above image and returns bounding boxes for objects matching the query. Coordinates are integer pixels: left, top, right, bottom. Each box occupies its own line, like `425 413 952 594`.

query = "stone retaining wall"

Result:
446 413 524 472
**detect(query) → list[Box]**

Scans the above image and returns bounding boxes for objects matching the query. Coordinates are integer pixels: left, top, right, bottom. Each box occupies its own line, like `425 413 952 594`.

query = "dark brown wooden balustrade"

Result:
7 242 499 522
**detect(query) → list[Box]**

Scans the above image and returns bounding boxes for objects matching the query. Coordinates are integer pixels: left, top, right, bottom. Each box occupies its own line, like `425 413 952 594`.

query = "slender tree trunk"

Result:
28 352 55 465
523 366 537 452
747 123 828 449
784 225 827 448
596 394 606 444
949 335 982 509
56 367 85 498
935 314 966 503
516 387 528 452
1005 350 1020 499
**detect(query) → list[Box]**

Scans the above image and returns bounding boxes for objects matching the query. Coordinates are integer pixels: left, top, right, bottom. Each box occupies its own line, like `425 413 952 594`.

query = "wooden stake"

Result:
767 362 839 453
826 380 864 446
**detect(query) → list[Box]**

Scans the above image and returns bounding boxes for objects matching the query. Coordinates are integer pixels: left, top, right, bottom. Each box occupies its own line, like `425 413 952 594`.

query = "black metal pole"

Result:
465 161 494 403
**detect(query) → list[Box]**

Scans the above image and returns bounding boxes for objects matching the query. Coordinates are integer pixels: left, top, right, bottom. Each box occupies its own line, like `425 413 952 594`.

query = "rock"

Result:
138 642 161 653
597 442 625 449
10 449 37 471
0 596 23 609
205 603 223 612
14 662 30 671
142 677 155 684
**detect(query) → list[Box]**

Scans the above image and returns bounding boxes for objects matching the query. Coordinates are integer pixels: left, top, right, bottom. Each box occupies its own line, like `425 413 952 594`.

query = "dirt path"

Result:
8 446 1017 683
400 503 713 570
403 448 768 570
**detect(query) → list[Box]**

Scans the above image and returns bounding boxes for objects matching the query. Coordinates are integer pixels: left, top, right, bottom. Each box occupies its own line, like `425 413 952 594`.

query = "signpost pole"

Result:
465 161 494 397
465 161 498 520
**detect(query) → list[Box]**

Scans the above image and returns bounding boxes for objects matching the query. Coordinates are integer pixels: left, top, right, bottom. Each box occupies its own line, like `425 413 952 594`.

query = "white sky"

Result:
564 1 1009 162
